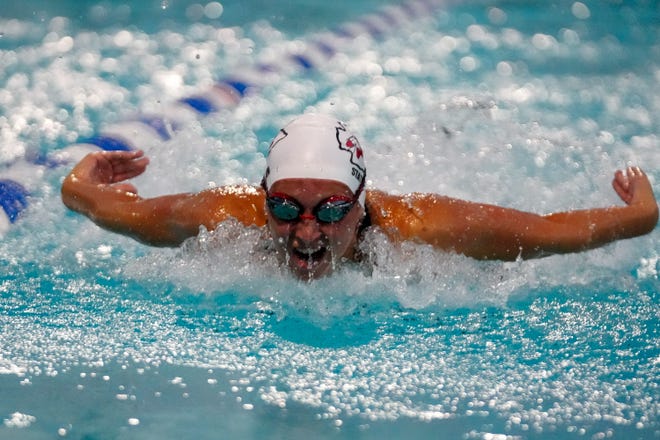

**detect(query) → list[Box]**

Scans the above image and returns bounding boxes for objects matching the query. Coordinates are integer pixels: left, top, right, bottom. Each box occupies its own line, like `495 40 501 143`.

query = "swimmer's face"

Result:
266 178 364 280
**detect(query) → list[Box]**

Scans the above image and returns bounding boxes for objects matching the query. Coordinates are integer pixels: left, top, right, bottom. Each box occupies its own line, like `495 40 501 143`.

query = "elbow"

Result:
60 175 81 212
645 204 659 234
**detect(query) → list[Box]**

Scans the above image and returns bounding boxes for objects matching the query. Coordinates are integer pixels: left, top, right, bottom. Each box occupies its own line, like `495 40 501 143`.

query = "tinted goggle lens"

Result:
267 196 355 223
267 197 301 221
316 200 353 223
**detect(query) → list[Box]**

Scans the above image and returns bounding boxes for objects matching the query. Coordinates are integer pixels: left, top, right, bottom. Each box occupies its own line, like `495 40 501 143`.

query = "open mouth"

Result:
291 247 327 266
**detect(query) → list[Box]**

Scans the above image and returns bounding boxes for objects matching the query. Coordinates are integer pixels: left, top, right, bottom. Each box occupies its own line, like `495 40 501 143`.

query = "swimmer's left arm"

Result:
367 167 658 260
537 166 658 254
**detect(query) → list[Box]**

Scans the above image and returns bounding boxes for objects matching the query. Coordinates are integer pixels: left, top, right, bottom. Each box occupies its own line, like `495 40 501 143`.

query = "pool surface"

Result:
1 1 659 439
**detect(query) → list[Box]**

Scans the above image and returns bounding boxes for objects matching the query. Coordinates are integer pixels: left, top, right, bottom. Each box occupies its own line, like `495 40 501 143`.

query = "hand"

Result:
75 150 150 194
612 166 657 207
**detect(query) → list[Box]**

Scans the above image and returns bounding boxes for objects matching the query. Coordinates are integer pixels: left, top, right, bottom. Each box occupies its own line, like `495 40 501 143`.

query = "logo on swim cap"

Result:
267 129 288 154
336 123 365 184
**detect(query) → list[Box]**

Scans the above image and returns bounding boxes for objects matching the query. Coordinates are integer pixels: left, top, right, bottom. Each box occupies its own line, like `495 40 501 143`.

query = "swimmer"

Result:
61 113 658 280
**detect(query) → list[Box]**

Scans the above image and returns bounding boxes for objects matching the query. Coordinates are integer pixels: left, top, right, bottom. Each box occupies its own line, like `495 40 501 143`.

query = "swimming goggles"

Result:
266 193 357 223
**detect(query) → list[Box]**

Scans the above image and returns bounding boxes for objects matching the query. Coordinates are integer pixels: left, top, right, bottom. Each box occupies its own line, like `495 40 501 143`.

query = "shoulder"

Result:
365 189 455 215
364 189 457 239
206 184 266 201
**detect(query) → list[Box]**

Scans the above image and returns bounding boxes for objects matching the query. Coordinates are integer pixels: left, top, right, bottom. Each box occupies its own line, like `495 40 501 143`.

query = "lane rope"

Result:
0 0 445 235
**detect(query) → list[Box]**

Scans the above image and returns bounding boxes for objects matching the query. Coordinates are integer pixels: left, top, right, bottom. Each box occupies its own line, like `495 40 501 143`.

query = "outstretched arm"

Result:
367 167 658 260
61 150 266 246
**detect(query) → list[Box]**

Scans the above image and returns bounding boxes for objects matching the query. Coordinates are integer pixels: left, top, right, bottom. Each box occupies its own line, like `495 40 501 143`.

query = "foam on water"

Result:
1 1 659 438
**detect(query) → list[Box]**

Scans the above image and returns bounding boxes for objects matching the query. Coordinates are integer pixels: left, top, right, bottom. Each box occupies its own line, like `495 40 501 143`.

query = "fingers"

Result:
612 166 653 206
104 150 150 182
104 149 146 166
69 149 149 188
623 166 650 188
627 166 647 181
614 169 628 187
102 149 145 159
612 173 632 204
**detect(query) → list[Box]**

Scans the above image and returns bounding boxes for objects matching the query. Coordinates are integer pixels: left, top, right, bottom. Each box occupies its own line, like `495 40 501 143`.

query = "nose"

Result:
292 216 322 245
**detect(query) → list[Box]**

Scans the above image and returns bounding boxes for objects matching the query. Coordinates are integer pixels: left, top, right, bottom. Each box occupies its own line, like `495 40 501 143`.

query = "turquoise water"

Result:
1 1 659 439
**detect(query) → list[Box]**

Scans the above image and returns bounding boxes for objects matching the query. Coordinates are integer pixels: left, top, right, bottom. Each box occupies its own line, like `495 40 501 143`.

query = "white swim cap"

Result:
263 114 367 206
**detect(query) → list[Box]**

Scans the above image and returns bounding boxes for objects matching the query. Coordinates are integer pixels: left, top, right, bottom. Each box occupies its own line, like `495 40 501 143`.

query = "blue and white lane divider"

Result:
0 0 445 236
0 180 29 235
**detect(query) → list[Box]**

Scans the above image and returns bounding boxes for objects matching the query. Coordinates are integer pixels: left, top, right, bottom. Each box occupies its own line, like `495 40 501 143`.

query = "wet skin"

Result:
266 178 365 280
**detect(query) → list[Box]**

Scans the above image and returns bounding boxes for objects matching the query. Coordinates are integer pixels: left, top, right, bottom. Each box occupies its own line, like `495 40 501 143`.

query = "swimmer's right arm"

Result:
61 150 267 246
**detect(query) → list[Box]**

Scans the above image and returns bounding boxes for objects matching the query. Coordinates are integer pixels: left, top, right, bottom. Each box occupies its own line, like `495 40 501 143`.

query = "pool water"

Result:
1 0 659 439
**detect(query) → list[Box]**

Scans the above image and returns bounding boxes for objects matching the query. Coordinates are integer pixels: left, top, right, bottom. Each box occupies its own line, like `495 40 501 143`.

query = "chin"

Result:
292 268 329 280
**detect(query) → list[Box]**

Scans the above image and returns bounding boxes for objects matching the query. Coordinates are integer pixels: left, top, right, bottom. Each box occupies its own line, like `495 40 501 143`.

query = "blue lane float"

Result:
0 0 446 236
62 0 446 155
0 180 30 235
